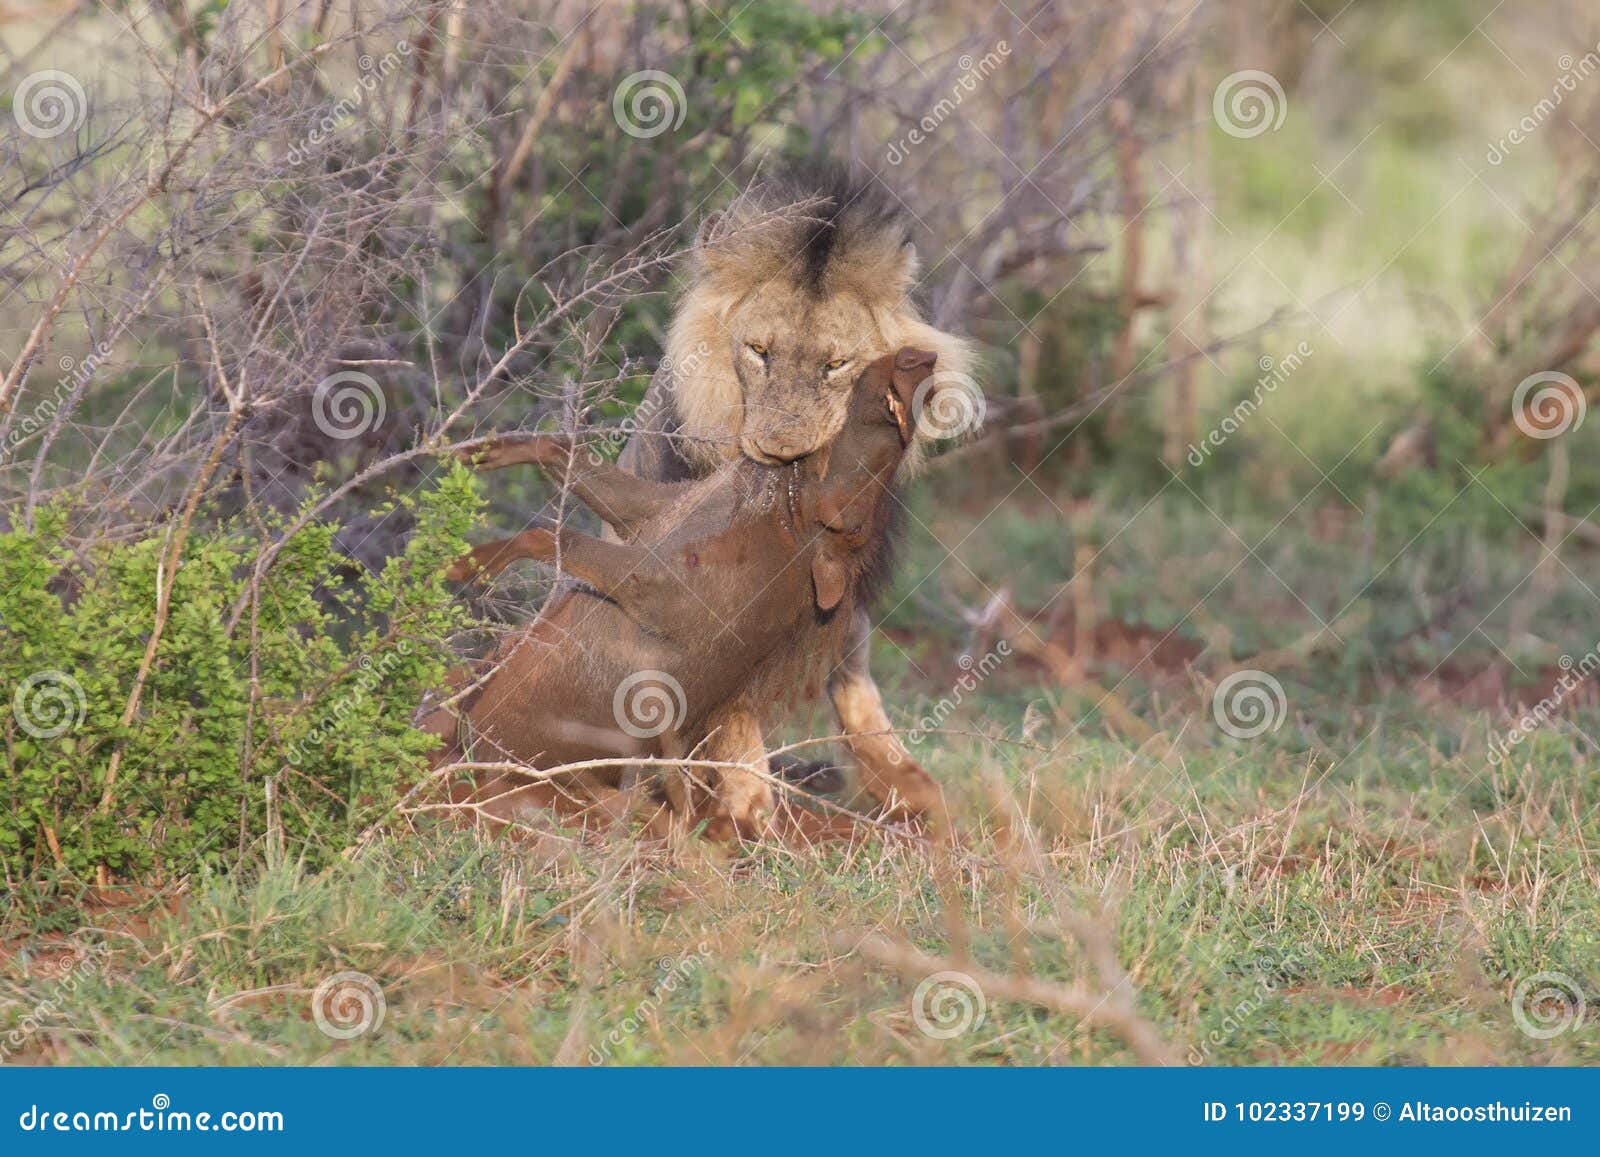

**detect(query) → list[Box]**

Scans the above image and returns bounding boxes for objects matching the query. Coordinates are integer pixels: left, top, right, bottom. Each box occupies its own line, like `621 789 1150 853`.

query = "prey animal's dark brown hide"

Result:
424 349 937 839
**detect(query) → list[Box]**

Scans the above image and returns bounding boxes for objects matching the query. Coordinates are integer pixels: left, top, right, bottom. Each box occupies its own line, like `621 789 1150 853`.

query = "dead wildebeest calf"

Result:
424 348 936 840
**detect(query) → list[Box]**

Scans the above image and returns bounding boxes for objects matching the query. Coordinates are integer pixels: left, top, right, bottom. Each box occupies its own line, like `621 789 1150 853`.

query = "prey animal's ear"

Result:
812 552 848 614
889 347 937 444
802 443 831 482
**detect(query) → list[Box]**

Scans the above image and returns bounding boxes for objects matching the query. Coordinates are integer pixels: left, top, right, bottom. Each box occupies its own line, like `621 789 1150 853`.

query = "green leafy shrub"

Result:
0 466 481 882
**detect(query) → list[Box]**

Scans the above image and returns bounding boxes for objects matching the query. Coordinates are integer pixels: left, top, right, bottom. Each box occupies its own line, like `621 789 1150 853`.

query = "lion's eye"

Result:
747 342 769 358
825 357 848 371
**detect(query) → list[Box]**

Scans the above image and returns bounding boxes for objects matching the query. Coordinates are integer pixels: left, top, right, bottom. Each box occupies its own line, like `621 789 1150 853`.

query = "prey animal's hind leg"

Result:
448 524 688 631
463 435 689 536
561 459 691 538
446 527 560 582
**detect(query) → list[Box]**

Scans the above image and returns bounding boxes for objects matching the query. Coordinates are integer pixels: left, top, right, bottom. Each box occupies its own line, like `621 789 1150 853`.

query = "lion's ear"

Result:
696 210 727 248
899 241 921 282
873 240 919 302
812 552 848 614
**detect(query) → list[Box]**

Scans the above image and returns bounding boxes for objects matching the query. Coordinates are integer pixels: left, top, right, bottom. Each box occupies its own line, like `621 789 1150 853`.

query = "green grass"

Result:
3 473 1596 1066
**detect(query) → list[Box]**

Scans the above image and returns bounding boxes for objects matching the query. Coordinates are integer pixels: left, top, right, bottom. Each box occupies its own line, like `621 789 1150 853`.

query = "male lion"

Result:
616 169 974 834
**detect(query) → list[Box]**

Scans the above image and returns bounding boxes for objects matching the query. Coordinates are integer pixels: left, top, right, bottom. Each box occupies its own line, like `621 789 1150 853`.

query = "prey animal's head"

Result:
803 347 936 612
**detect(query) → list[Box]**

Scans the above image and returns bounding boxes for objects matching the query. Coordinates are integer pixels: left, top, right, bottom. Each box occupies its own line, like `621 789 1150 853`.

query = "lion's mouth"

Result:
740 436 801 467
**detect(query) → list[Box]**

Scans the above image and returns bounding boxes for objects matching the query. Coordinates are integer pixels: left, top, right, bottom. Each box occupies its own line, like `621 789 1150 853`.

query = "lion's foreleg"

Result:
697 702 775 841
829 610 947 825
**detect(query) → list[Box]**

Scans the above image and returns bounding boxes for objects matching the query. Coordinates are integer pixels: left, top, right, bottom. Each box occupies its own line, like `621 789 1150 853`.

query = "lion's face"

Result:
663 175 972 476
725 284 882 465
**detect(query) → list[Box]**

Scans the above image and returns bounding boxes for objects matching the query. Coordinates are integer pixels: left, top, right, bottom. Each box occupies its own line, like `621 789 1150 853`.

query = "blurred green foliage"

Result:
0 467 482 880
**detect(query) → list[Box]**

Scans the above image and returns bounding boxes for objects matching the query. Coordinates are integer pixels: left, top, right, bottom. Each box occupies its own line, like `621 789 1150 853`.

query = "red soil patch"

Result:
1281 984 1416 1008
1065 616 1204 681
1420 661 1600 713
0 886 171 969
885 610 1203 690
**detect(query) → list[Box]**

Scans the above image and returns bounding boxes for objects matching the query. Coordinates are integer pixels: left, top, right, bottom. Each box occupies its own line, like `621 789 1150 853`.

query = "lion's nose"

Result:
754 434 810 463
